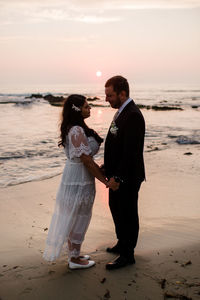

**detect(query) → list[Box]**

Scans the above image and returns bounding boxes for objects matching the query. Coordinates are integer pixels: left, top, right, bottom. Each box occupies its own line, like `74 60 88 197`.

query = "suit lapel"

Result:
115 100 134 125
106 100 135 139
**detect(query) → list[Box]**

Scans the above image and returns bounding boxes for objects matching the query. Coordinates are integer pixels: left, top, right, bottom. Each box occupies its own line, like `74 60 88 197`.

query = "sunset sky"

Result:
0 0 200 86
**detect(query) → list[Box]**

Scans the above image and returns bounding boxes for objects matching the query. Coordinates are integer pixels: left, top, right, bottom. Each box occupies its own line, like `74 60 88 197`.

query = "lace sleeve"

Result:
68 126 91 159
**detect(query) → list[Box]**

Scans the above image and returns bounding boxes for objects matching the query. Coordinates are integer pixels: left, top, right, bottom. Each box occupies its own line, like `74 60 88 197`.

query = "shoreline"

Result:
1 97 199 189
0 148 200 299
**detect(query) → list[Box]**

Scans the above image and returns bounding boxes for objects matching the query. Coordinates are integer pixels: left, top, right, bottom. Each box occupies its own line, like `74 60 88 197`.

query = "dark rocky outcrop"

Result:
43 94 65 106
25 93 43 99
87 96 100 101
25 93 65 106
137 104 183 111
43 94 65 102
151 105 183 111
137 104 151 110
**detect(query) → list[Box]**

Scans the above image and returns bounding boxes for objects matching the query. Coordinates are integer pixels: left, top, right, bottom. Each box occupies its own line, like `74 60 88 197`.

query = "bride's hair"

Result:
58 94 103 147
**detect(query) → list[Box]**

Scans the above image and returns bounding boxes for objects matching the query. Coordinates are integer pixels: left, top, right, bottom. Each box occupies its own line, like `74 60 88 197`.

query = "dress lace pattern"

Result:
68 126 91 159
43 126 100 261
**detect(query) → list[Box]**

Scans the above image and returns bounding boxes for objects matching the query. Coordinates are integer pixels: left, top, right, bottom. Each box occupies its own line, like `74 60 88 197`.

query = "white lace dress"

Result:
43 126 100 261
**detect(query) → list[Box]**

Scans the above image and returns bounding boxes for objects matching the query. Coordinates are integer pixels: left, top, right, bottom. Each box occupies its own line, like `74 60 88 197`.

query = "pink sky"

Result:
0 0 200 86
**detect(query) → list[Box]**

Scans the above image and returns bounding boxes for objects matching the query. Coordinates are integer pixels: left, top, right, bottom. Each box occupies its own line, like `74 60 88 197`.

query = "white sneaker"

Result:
79 255 90 260
69 260 95 270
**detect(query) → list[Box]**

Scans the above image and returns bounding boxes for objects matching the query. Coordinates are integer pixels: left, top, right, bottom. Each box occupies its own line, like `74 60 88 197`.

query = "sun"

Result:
96 71 102 77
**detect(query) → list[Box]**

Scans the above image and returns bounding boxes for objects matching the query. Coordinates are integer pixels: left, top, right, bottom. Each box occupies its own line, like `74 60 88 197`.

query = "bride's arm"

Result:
80 154 108 187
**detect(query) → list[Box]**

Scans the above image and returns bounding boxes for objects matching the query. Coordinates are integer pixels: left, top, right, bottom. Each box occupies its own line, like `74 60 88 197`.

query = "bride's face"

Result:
81 100 91 119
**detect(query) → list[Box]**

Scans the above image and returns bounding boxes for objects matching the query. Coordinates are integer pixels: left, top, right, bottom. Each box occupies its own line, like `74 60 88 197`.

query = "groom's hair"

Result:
105 75 129 97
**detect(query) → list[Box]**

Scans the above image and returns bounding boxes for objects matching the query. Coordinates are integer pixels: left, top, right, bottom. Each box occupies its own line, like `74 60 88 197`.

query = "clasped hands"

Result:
106 177 120 191
100 164 120 191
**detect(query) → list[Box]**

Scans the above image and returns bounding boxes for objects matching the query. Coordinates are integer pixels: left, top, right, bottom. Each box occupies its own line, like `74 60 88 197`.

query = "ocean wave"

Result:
0 148 62 161
0 96 37 104
0 93 30 97
0 94 50 104
162 90 200 93
0 171 62 188
176 135 200 145
1 91 200 109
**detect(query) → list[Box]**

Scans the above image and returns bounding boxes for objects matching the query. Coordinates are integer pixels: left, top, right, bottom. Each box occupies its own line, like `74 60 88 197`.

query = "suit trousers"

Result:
109 181 141 258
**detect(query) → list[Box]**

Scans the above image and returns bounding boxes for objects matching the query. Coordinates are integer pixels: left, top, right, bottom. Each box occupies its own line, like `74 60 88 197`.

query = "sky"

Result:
0 0 200 86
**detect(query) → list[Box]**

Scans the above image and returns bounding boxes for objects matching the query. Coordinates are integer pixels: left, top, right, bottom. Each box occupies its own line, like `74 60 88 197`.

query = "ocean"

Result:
0 83 200 188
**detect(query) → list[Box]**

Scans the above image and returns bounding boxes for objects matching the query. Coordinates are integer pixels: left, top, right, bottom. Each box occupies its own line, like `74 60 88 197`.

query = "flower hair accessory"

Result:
110 121 118 135
72 104 81 112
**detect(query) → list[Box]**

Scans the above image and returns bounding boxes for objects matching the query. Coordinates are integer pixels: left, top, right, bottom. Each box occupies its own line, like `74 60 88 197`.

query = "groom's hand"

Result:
108 177 120 191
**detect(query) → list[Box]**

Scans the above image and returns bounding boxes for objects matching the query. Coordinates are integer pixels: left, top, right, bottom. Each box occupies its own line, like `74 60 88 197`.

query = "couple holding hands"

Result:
43 75 145 270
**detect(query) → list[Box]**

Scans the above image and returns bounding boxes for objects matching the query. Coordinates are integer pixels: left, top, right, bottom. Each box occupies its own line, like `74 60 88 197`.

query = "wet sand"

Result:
0 148 200 300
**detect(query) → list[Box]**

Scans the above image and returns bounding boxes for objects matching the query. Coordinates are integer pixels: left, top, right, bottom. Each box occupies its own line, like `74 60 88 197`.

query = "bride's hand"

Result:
107 177 120 191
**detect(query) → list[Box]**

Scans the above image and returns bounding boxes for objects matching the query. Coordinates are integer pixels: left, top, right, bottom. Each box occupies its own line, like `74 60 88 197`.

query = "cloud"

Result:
117 0 200 9
0 0 200 26
0 1 121 25
73 16 121 23
62 0 200 9
1 0 200 7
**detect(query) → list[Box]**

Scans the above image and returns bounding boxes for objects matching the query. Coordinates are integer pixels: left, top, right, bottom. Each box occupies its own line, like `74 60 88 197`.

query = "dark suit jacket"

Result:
104 100 145 184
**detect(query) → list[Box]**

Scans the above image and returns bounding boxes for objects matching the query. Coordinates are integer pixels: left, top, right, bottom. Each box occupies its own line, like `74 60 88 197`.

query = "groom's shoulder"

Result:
125 103 145 128
126 101 143 117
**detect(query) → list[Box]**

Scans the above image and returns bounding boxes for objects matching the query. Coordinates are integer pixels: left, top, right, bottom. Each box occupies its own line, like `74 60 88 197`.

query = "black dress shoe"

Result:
106 256 135 270
106 244 120 254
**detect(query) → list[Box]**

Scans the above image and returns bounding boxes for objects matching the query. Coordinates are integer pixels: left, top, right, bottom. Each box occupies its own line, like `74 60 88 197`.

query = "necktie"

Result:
113 110 119 121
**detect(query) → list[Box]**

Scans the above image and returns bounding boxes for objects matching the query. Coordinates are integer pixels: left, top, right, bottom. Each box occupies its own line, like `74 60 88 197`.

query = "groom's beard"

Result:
111 95 121 109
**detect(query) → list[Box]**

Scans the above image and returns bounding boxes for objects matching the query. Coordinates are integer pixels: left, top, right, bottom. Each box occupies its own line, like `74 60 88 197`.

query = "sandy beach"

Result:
1 0 200 298
0 147 200 300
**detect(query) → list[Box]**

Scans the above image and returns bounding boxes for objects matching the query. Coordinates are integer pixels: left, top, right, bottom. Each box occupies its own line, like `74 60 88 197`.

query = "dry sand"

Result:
0 148 200 300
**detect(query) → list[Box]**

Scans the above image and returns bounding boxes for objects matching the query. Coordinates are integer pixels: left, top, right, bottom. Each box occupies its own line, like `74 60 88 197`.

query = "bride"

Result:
43 94 108 269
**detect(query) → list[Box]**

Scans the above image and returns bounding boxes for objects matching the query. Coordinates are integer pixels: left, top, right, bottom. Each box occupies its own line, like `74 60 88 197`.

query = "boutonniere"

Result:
110 121 118 135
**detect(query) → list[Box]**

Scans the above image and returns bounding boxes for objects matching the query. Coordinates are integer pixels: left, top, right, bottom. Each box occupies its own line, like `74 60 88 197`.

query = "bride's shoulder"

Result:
68 125 85 136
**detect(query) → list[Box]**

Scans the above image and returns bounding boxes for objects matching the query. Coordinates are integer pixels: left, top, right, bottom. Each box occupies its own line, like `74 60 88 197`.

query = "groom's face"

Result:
105 85 121 109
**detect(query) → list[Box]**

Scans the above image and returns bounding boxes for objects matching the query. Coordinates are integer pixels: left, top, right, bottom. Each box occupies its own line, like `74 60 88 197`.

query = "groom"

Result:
104 75 145 270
